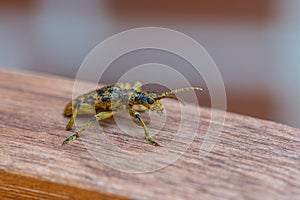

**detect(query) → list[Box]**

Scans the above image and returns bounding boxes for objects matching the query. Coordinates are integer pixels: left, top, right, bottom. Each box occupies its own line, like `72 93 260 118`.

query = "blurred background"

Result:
0 0 299 128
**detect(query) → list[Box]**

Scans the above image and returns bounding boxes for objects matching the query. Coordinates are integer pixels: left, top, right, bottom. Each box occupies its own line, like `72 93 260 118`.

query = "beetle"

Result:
62 82 202 146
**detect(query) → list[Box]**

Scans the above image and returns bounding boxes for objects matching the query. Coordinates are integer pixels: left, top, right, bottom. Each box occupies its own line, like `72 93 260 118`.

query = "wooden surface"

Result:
0 69 299 200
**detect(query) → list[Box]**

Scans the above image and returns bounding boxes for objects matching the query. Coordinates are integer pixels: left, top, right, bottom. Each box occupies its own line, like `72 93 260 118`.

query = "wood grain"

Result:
0 69 299 199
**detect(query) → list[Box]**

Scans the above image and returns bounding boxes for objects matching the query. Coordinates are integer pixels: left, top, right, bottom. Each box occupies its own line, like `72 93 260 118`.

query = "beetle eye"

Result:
147 98 154 104
141 96 147 102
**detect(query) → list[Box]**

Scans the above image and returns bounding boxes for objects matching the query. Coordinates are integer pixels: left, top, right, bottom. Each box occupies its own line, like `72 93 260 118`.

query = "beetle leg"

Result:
137 105 149 112
65 104 80 130
125 83 131 89
66 103 96 130
129 109 160 146
132 81 142 92
62 111 115 145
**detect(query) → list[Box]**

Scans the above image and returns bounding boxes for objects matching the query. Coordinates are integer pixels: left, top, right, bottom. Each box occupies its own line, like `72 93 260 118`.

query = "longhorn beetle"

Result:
62 82 202 146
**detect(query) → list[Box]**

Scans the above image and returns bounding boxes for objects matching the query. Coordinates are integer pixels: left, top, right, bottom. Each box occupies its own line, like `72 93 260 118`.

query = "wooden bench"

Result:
0 69 299 199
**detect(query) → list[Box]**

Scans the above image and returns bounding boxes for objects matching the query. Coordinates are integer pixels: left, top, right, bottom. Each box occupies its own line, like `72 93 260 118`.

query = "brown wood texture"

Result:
0 69 299 199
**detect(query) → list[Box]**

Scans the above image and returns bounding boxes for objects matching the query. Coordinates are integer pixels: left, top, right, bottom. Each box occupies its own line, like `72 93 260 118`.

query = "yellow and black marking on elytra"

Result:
62 82 202 146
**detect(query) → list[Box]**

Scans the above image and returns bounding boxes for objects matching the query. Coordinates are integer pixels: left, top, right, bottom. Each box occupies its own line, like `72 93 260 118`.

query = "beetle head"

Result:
134 87 202 115
136 92 164 115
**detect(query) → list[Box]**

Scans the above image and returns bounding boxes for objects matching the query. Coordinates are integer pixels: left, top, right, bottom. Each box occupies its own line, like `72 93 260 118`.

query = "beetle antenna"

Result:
156 87 202 103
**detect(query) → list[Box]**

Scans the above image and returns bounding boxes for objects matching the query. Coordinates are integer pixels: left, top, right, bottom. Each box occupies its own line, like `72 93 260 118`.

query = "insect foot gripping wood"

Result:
62 82 202 146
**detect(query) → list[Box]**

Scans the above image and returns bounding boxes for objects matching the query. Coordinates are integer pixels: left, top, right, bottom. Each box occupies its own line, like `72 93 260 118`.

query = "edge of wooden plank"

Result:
0 170 131 200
